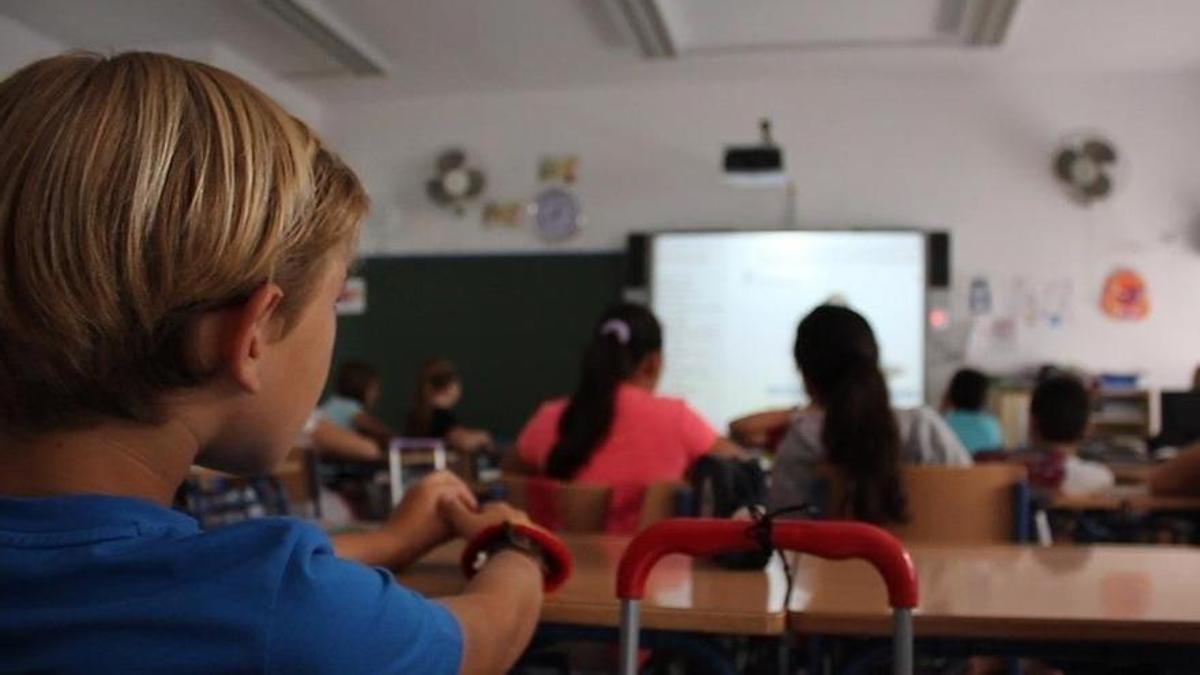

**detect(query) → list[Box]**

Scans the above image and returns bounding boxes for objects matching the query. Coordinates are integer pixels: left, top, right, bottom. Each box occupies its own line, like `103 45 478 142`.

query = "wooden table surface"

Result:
396 534 791 636
1050 484 1200 512
789 544 1200 643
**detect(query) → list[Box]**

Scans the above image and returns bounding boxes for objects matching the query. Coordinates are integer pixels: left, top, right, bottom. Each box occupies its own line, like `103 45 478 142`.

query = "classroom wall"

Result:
0 15 62 73
322 72 1200 394
0 20 322 131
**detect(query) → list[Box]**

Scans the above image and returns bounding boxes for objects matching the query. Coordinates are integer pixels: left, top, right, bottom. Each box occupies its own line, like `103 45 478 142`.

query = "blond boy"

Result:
0 52 544 673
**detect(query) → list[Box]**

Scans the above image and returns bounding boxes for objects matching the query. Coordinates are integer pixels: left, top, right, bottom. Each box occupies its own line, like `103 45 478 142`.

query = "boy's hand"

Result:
331 471 477 570
439 498 531 542
379 471 477 563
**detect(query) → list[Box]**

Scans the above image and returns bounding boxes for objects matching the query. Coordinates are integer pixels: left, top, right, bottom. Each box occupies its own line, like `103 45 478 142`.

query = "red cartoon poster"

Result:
1101 268 1148 320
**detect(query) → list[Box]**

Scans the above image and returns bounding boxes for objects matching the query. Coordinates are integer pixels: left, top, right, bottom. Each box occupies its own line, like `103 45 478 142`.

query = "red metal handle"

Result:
616 518 918 608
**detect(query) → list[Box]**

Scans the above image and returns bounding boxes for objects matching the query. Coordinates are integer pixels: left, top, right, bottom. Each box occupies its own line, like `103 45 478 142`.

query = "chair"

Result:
498 475 688 534
816 463 1032 544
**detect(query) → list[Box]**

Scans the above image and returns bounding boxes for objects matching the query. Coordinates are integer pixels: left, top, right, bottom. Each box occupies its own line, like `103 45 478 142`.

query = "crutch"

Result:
615 518 918 675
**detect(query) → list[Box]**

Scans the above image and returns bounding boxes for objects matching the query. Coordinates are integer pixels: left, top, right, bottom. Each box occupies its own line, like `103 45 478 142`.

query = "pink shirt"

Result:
516 385 718 531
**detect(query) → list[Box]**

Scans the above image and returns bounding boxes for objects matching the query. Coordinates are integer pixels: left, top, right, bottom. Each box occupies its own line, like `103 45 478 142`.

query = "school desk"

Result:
395 533 790 636
791 543 1200 670
1050 484 1200 512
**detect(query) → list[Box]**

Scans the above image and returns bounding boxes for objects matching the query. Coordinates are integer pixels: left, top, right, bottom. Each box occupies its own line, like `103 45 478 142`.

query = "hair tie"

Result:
599 319 631 345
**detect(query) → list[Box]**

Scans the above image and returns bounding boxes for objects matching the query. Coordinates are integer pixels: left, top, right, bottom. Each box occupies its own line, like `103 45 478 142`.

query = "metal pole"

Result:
433 443 447 471
389 443 404 506
618 599 640 675
892 608 914 675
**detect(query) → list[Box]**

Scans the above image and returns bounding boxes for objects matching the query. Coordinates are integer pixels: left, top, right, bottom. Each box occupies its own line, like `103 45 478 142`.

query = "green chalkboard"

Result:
331 253 624 439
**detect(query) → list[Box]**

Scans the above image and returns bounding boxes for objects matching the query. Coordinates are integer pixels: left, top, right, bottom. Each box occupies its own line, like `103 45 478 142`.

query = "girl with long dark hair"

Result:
516 303 742 530
759 305 970 524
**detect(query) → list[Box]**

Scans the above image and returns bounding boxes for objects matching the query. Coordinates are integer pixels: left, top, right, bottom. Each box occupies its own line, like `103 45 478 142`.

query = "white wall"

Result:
0 20 322 131
323 72 1200 393
0 15 62 73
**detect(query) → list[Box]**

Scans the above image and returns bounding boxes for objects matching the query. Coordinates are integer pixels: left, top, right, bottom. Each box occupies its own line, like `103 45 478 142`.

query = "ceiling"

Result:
5 0 1200 101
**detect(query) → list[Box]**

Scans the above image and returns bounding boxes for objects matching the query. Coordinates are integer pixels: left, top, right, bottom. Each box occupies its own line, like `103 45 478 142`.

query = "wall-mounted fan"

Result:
1053 134 1120 205
426 148 485 216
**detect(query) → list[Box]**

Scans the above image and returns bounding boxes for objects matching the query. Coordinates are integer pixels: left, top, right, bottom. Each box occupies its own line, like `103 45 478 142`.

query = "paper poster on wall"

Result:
965 315 1021 360
968 277 993 316
1040 278 1074 329
336 277 367 315
1101 268 1149 320
1007 277 1040 327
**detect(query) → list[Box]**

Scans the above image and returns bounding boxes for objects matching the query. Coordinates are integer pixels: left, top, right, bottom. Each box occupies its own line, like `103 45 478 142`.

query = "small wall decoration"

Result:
1053 134 1121 206
336 277 367 316
532 186 581 242
538 155 579 184
1101 268 1149 320
968 277 993 316
426 148 486 216
482 200 528 228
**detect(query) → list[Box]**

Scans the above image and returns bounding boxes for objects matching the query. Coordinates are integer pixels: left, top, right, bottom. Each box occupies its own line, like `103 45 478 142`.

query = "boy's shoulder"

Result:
0 501 461 673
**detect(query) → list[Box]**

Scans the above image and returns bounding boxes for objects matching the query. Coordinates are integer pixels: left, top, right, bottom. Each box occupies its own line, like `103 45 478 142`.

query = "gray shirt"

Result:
767 406 972 511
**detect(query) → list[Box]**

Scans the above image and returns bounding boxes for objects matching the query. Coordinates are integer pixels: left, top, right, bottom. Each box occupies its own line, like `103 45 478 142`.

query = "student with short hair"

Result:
942 368 1005 454
1025 375 1115 496
516 303 743 531
0 52 544 673
764 305 971 524
405 357 493 453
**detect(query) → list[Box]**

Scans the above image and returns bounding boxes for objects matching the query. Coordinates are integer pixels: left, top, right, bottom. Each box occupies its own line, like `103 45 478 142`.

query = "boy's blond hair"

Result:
0 52 367 432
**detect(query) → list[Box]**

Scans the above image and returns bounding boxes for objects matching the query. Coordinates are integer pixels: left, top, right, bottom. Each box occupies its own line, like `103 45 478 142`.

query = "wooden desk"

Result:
397 534 790 636
1050 485 1200 512
789 544 1200 644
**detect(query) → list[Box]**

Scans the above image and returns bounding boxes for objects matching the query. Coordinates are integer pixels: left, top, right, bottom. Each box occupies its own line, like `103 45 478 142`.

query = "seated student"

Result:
404 357 493 453
1025 375 1115 497
321 360 396 446
0 52 546 673
762 305 971 523
516 303 743 531
941 368 1005 454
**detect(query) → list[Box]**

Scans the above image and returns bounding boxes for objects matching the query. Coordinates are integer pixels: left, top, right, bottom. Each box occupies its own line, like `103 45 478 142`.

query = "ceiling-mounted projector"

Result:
723 118 787 187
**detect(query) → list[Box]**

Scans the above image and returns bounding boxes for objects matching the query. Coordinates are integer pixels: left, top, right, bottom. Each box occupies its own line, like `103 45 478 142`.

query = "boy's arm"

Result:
1149 444 1200 496
436 500 545 675
332 471 476 569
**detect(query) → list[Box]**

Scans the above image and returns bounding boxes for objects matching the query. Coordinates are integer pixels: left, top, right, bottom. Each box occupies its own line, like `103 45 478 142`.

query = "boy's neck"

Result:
0 418 200 506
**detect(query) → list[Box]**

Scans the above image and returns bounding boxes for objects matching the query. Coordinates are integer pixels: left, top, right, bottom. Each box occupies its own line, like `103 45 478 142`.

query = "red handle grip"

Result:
461 522 574 593
615 518 918 608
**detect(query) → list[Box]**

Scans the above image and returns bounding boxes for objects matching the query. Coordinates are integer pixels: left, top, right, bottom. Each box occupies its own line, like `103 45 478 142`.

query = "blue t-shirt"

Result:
943 409 1005 454
321 394 365 430
0 494 462 673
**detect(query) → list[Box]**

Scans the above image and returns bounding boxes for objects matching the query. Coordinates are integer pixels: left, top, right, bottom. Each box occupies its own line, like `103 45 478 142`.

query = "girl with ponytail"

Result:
516 303 743 531
760 305 970 524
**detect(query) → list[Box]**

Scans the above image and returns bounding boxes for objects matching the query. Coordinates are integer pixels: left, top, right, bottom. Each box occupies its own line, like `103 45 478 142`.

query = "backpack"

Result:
686 455 772 569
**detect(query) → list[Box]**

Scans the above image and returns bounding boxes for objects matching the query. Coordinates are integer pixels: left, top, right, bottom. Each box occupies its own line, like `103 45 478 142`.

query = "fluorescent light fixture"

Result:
956 0 1021 46
259 0 389 76
614 0 675 58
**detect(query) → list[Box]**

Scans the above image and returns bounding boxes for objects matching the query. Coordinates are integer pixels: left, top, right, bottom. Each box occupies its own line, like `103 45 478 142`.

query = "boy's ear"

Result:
216 283 285 393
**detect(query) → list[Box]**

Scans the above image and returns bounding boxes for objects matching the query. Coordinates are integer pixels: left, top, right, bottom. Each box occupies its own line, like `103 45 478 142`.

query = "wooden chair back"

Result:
498 475 688 533
819 463 1030 544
